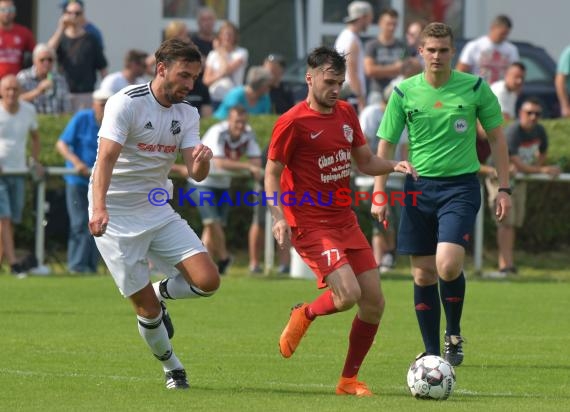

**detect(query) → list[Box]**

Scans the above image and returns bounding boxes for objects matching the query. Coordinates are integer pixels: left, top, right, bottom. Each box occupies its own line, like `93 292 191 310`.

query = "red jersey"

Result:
268 100 366 227
0 24 36 78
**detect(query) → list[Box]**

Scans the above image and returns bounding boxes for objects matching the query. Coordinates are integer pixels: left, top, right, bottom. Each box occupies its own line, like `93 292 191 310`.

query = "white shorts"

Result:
94 206 206 297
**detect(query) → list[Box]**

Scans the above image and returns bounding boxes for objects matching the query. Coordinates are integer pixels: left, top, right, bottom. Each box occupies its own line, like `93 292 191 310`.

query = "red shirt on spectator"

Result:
0 23 35 77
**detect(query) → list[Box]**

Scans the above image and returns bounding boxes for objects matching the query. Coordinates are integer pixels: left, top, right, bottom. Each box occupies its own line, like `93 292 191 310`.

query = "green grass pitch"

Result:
1 271 568 411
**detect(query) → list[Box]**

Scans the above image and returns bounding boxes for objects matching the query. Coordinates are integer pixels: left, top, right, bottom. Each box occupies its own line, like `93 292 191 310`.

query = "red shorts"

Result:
291 224 377 289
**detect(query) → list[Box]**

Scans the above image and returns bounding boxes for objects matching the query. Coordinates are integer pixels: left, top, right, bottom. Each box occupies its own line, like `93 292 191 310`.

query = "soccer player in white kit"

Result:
88 39 220 389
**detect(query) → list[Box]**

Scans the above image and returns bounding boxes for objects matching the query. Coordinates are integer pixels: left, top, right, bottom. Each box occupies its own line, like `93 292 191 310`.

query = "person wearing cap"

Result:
334 1 373 113
263 54 295 114
99 49 148 95
17 43 71 114
213 65 272 119
55 88 111 273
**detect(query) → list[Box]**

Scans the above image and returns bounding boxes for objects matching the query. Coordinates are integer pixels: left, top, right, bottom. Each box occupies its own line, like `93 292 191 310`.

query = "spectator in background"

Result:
555 44 570 118
485 98 560 278
99 49 148 94
17 43 71 115
478 63 525 186
405 19 426 60
59 0 104 50
248 145 291 275
363 8 407 105
190 7 217 57
55 89 111 274
164 20 191 44
188 105 262 275
360 57 420 272
0 75 43 277
0 0 35 78
263 54 295 114
456 14 519 84
48 0 107 112
334 1 373 113
490 61 526 120
213 65 272 119
203 21 248 109
163 20 213 117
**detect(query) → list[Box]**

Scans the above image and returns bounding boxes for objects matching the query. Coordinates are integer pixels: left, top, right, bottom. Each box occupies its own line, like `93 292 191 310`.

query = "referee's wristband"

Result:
498 187 512 195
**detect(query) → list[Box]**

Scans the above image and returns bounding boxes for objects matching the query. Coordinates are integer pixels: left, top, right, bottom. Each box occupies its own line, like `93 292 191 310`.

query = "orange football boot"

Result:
335 376 373 397
279 303 313 358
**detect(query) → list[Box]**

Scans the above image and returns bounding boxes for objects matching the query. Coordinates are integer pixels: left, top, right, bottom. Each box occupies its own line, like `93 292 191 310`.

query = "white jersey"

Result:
458 36 519 84
191 120 261 189
99 71 146 95
0 101 38 170
335 29 367 97
490 79 517 118
90 83 201 214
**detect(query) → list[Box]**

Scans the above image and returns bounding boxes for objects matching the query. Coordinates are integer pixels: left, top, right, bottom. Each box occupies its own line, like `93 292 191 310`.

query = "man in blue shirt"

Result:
55 88 111 273
213 66 272 119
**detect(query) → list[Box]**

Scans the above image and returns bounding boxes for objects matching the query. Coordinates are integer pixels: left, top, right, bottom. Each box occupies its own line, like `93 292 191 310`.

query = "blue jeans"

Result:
66 183 99 272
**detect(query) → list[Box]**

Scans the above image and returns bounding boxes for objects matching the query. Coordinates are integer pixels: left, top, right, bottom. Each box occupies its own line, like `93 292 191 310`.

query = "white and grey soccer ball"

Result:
406 355 456 400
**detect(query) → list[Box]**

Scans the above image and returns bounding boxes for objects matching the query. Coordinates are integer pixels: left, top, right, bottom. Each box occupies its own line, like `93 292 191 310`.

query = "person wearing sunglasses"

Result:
48 0 107 112
58 0 104 50
0 0 36 78
485 97 561 278
17 43 71 114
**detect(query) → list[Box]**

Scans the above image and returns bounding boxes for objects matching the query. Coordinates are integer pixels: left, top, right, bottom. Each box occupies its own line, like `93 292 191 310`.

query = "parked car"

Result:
282 39 559 117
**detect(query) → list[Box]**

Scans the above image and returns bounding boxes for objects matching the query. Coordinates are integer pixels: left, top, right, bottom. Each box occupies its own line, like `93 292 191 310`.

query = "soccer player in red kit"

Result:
265 46 416 396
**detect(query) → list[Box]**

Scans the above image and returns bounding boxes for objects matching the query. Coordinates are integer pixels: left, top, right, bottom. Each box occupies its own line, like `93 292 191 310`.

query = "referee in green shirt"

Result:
371 22 512 366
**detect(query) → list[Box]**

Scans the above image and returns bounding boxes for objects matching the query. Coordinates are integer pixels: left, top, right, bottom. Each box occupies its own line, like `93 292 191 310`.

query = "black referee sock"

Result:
414 283 441 355
439 272 465 337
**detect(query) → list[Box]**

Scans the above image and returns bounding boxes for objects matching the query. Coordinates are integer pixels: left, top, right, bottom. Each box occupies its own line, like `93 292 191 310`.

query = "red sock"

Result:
341 316 379 378
305 290 337 320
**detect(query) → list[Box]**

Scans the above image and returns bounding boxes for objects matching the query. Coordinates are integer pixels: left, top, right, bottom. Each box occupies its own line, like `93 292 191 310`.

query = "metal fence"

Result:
3 167 568 275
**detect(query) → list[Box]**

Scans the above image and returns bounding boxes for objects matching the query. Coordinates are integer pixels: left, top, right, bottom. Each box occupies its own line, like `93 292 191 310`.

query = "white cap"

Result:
344 1 373 23
92 89 114 101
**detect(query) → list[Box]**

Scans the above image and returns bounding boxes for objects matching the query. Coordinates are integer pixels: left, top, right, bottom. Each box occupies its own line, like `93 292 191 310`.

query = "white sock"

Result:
155 274 215 300
137 313 183 372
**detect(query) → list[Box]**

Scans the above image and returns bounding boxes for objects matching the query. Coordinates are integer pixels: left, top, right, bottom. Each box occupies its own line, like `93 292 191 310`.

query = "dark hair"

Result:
265 54 286 69
125 49 148 67
420 22 454 46
229 104 248 116
306 46 346 75
492 14 513 29
510 61 526 72
379 8 398 19
155 39 202 67
60 0 84 10
521 96 542 107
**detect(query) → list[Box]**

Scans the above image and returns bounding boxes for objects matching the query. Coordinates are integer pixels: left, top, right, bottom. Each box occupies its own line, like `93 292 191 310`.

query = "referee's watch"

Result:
498 187 512 195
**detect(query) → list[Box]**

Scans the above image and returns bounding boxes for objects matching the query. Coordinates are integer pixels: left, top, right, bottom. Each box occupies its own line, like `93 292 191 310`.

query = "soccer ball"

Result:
406 355 456 400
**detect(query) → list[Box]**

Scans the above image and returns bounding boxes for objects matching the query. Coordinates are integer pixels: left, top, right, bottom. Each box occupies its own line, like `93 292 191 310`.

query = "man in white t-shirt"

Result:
99 49 148 95
88 39 219 390
189 105 262 274
490 61 526 119
334 1 373 113
456 15 519 84
0 75 43 278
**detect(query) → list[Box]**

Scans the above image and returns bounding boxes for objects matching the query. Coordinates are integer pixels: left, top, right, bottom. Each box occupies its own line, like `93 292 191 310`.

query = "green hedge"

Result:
23 114 570 252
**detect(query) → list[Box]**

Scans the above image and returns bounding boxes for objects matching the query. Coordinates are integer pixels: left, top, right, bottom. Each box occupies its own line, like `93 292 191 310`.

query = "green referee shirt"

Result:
378 70 504 177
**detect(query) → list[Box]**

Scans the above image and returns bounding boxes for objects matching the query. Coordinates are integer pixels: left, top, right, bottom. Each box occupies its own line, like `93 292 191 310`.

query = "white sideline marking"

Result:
0 368 153 382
